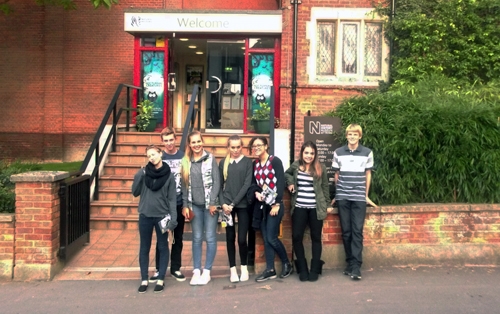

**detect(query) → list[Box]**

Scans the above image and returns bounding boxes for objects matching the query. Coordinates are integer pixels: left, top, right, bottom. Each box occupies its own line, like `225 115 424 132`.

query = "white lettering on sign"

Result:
309 121 334 135
177 18 229 29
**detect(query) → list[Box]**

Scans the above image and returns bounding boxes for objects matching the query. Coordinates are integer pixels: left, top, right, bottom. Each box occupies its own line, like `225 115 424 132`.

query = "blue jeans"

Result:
139 214 169 281
260 203 289 270
191 203 218 270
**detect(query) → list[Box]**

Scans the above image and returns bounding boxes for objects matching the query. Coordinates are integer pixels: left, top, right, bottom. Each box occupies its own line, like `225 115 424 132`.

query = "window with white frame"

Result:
307 8 389 86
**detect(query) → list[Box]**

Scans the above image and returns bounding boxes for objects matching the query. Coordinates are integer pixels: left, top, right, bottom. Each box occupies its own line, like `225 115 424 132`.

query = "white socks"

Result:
230 266 240 283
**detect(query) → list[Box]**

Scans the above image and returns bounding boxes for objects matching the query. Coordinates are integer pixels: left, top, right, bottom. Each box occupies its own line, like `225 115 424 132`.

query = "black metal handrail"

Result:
79 83 142 200
179 84 200 152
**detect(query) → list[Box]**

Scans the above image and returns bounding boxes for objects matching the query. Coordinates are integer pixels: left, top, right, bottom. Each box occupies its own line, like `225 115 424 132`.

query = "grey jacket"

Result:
285 161 331 220
132 167 178 230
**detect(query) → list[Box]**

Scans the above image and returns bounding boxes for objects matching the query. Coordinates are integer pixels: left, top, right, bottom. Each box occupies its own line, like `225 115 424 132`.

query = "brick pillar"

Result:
10 171 69 281
0 214 15 280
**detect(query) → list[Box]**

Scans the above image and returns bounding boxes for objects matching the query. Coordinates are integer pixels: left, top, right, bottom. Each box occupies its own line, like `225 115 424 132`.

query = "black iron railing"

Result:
59 174 91 261
179 84 200 152
79 83 142 200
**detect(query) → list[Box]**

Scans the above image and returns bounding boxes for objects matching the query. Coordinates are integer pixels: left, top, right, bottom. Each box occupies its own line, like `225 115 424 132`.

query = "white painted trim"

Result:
307 7 389 87
124 12 282 34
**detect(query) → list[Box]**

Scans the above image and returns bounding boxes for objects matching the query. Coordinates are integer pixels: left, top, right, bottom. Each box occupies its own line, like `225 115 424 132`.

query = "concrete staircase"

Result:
90 131 258 230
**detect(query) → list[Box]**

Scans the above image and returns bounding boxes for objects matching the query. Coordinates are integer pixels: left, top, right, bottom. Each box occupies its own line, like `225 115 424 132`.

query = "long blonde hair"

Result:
181 130 204 185
223 135 243 181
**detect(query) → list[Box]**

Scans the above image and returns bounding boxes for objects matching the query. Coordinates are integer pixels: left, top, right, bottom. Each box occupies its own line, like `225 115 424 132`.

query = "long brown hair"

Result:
181 130 204 185
299 141 322 178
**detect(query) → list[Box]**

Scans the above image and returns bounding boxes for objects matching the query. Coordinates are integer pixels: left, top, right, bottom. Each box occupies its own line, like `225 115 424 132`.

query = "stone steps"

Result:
90 131 266 230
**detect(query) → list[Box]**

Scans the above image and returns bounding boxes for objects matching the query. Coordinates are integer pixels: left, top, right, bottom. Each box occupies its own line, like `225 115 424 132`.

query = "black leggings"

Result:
292 207 323 261
226 207 252 267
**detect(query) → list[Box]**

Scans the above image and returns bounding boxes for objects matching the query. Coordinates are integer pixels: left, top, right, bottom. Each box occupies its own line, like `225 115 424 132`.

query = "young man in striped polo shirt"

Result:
331 124 375 280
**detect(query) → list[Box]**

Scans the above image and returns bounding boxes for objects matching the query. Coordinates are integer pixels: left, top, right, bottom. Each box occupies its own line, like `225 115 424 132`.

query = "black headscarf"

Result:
144 161 171 191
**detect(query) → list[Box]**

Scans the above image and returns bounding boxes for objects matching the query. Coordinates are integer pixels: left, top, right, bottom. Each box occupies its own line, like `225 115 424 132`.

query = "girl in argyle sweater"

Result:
249 136 293 282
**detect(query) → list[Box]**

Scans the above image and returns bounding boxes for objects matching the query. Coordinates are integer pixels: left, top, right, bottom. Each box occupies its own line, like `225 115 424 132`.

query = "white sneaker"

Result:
240 265 249 282
190 269 201 286
230 266 239 283
198 269 211 285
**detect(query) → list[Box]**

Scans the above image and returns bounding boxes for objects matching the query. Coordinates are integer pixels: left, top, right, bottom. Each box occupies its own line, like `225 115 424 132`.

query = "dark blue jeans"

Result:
139 214 169 281
155 203 185 274
337 200 366 267
260 203 289 270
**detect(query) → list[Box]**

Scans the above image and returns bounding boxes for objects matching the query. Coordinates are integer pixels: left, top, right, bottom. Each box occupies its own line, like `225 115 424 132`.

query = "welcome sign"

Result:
125 12 282 34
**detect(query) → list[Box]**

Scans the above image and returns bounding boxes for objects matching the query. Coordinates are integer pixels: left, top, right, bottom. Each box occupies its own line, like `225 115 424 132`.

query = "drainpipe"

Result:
388 0 396 83
290 0 300 164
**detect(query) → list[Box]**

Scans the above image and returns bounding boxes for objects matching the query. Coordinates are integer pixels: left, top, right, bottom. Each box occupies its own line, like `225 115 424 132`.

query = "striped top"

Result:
332 144 373 202
295 170 316 208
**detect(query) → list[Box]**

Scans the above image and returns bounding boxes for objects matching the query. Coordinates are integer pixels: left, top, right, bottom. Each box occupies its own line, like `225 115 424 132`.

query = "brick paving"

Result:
54 229 236 281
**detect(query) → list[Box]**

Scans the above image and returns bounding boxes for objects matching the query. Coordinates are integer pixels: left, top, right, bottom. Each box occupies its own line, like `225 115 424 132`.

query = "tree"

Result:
376 0 500 85
1 0 118 14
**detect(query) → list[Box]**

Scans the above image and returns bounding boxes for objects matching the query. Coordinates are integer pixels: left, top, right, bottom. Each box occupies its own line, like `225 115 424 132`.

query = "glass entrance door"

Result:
205 41 245 131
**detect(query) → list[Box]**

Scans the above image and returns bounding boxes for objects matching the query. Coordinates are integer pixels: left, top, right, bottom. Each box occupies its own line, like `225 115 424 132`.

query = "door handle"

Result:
210 75 222 94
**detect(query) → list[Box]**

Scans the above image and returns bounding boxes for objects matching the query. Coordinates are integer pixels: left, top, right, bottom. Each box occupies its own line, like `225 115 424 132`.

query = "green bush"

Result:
0 161 41 213
326 75 500 205
376 0 500 85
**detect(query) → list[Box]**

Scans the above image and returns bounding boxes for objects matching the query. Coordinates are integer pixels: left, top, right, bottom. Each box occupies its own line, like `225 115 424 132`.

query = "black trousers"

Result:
292 207 323 261
155 203 185 273
226 207 252 267
337 200 366 267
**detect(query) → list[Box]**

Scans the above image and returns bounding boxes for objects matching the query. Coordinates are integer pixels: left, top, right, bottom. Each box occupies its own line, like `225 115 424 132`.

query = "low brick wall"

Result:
0 214 15 280
254 197 500 273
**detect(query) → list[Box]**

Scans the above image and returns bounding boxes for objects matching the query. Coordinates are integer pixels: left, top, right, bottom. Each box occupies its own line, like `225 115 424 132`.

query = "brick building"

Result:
0 0 388 162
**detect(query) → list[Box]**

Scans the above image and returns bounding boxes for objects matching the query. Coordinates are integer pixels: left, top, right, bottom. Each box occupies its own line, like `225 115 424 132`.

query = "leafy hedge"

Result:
377 0 500 84
326 76 500 205
0 161 41 213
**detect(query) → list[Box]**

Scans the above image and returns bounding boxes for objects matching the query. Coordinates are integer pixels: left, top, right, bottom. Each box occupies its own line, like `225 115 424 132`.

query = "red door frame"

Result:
133 37 169 129
133 36 280 132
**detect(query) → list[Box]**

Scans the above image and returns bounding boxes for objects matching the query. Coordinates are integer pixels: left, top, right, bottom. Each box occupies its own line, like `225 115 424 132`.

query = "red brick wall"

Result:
0 214 15 280
0 0 282 162
254 197 500 272
278 0 376 159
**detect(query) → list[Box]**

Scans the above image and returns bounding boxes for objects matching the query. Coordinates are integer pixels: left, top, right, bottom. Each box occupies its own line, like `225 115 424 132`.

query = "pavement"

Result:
2 266 500 313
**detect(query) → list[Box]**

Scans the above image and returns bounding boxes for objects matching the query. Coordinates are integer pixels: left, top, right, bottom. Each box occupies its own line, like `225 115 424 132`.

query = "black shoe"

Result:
343 265 352 276
255 269 277 282
138 284 148 293
154 283 164 293
351 267 362 280
280 262 293 278
171 271 186 282
149 271 159 283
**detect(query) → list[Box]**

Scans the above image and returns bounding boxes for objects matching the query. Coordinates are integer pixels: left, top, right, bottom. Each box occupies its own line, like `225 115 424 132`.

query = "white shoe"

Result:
199 269 211 285
240 265 249 282
190 269 201 286
230 266 239 283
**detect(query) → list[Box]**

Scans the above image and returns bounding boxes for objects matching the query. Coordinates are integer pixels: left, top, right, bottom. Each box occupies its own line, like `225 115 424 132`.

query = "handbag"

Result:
185 208 195 220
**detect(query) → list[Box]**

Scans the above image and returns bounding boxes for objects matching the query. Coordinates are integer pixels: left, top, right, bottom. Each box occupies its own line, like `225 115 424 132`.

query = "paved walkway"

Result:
4 267 500 313
55 229 231 281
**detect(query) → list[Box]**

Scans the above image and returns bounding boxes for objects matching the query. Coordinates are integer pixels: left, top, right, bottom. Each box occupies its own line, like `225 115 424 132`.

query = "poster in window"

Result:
186 65 203 96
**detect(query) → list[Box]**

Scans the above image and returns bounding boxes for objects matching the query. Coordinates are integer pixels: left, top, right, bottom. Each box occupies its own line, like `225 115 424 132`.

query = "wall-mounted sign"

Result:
304 116 343 199
125 12 282 34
